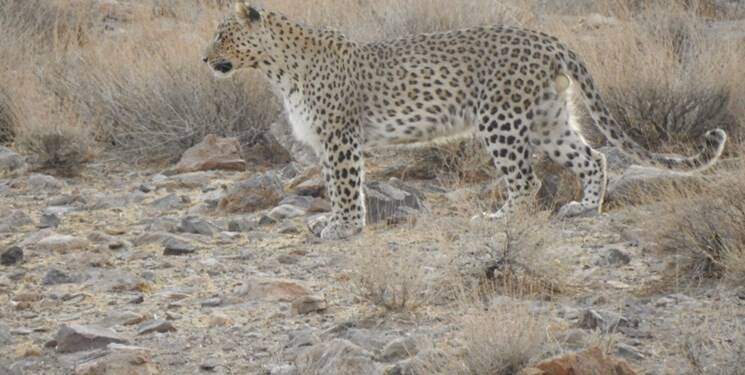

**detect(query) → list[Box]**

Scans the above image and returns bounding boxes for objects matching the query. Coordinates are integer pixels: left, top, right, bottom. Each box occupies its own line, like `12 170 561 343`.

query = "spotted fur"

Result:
204 2 727 239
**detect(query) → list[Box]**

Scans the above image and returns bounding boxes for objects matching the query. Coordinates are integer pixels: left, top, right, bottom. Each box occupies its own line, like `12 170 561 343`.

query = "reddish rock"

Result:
219 172 284 213
519 347 637 375
174 134 246 173
237 277 312 302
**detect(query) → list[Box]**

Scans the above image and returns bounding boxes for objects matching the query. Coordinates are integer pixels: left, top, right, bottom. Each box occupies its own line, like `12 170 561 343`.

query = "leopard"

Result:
203 2 727 240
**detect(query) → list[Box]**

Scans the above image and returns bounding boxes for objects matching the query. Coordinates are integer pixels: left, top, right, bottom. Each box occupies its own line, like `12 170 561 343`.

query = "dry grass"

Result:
677 305 745 374
641 170 745 285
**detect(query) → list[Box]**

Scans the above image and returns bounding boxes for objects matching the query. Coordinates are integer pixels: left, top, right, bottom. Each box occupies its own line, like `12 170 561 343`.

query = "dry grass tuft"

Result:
448 298 559 375
349 237 431 312
642 170 745 284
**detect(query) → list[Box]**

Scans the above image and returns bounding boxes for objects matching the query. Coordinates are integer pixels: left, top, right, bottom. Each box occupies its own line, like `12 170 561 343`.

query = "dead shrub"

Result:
479 206 568 297
16 122 92 177
0 88 17 144
48 31 279 163
644 171 745 284
350 239 430 312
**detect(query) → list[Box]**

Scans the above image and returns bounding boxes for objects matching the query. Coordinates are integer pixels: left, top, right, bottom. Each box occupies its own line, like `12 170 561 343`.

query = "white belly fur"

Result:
284 96 322 154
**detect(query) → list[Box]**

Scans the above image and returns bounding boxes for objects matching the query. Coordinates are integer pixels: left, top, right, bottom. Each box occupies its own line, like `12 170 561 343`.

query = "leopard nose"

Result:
202 57 208 63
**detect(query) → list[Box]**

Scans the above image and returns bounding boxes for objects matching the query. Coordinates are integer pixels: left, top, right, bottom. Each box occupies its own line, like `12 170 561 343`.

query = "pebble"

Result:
1 246 23 266
137 320 177 335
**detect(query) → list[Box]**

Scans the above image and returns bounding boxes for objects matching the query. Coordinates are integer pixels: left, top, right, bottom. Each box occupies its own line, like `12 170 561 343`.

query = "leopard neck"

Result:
258 12 353 98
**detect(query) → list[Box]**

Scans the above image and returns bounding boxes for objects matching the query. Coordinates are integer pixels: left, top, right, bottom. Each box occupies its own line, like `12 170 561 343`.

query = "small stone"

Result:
0 322 12 346
277 254 301 264
1 246 23 266
55 324 129 353
137 320 176 335
268 204 307 221
269 365 298 375
173 134 246 173
291 295 327 315
200 297 222 307
162 236 198 255
0 210 33 233
278 223 300 234
178 216 220 236
219 231 242 241
208 313 231 327
150 193 184 211
200 357 220 371
42 268 80 285
0 146 26 175
381 337 418 362
28 174 65 194
578 309 636 333
38 213 60 229
74 344 158 375
37 234 88 253
98 311 146 327
308 198 331 213
219 172 284 213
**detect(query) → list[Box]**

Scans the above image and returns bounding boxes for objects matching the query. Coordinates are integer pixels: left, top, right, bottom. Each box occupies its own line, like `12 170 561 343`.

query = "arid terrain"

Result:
2 1 745 374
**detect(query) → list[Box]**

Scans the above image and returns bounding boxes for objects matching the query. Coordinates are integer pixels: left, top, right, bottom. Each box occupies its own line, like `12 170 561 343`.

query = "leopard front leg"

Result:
317 127 366 240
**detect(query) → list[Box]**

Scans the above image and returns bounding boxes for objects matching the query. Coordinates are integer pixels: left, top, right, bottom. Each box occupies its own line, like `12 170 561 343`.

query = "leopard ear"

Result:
235 2 261 24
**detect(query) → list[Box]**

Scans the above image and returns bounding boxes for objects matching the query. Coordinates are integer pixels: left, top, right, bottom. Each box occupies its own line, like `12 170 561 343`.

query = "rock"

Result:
308 198 332 213
150 193 184 211
42 268 81 285
28 173 65 194
0 146 26 175
384 348 448 375
162 236 198 255
606 165 704 205
153 171 215 190
269 117 319 166
200 297 223 307
173 134 246 173
364 180 424 224
84 269 142 292
292 295 327 315
91 193 130 210
38 213 60 228
48 194 80 206
0 210 33 233
227 215 260 232
269 204 307 221
177 216 220 236
37 234 88 253
219 172 284 213
97 311 146 328
578 309 636 333
269 364 298 375
136 320 176 335
1 246 23 265
380 337 418 362
237 277 312 302
594 246 631 267
74 344 159 375
291 177 325 197
0 322 12 346
0 366 19 375
56 324 129 353
519 347 637 375
296 339 379 375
